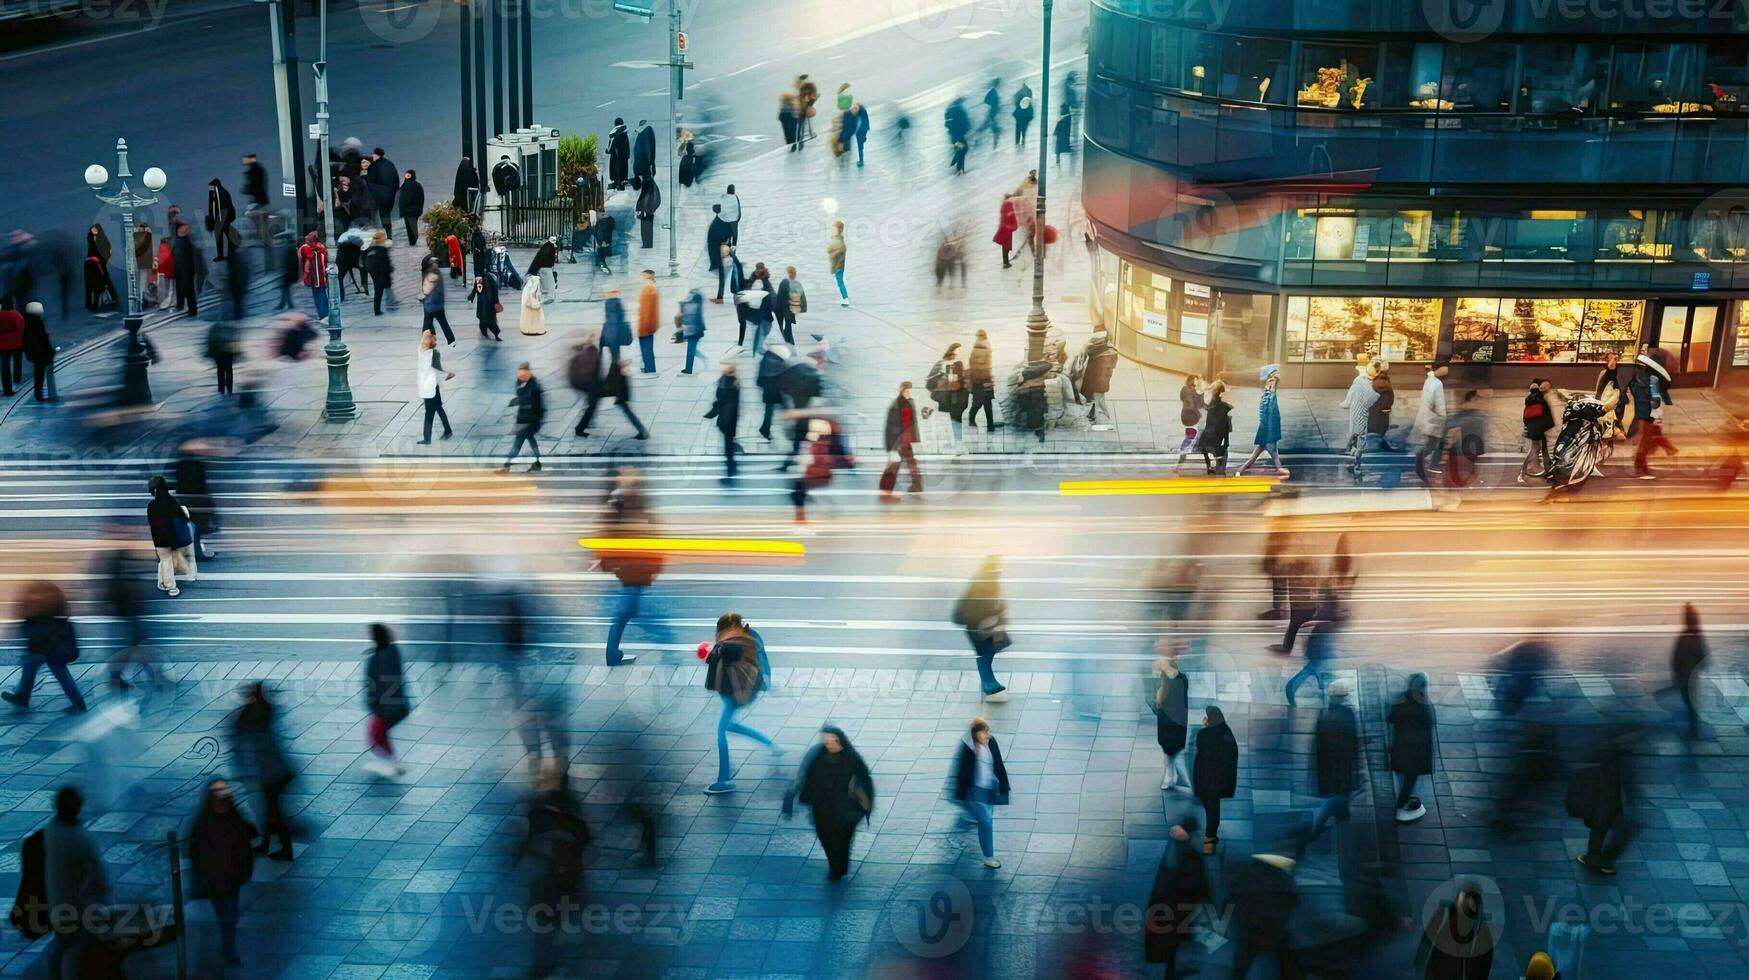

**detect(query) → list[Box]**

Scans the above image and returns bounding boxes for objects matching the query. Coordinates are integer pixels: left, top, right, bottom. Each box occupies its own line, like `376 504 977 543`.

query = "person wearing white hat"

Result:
1629 346 1677 479
1236 365 1284 475
21 302 54 402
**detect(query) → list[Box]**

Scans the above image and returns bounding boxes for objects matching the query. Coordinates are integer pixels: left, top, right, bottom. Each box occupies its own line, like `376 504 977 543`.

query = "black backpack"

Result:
568 343 601 393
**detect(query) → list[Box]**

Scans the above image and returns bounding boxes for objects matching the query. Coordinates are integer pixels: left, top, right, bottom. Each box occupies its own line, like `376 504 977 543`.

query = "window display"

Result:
1298 43 1377 109
1452 297 1502 362
1381 299 1442 361
1578 300 1645 360
1503 298 1584 362
1610 43 1702 113
1381 42 1445 110
1285 296 1383 361
1441 43 1518 112
1703 40 1749 112
1219 36 1291 105
1520 42 1608 114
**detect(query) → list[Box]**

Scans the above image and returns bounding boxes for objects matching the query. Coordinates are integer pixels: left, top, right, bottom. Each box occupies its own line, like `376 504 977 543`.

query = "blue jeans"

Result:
751 320 770 356
968 632 1002 694
13 654 86 711
605 585 645 665
833 269 847 299
965 785 996 857
211 892 240 962
1284 662 1330 705
638 334 656 373
310 285 329 320
684 335 700 373
716 693 773 785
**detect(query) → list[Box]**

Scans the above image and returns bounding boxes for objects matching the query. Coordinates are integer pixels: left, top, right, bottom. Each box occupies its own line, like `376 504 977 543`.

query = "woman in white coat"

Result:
415 331 454 444
519 275 547 336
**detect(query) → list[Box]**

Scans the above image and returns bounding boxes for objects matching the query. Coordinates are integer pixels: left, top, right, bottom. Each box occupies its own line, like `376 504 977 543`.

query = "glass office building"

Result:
1084 0 1749 388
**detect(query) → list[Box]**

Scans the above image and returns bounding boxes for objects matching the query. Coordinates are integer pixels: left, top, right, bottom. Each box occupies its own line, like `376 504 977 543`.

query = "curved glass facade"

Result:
1084 0 1749 386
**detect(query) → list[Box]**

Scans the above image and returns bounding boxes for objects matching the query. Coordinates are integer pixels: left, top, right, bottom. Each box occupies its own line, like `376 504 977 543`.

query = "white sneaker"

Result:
1090 423 1114 432
982 857 1001 869
362 758 397 777
839 299 849 307
611 654 638 665
983 690 1009 703
1161 774 1174 790
1395 802 1427 823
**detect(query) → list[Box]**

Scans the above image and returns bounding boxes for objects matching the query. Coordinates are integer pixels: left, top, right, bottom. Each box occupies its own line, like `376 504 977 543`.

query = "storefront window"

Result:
1146 25 1177 89
1595 210 1673 260
1180 283 1212 347
1381 299 1442 361
1219 36 1291 105
1504 298 1584 362
1161 29 1222 96
1452 297 1502 362
1381 42 1445 110
1298 43 1378 110
1704 40 1749 113
1578 300 1645 360
1119 261 1173 340
1285 296 1383 361
1441 43 1518 112
1521 42 1609 114
1687 206 1749 263
1610 43 1703 113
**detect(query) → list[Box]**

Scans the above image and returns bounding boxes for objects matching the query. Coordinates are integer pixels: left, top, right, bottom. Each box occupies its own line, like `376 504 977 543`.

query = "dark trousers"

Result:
721 431 737 478
1395 773 1420 810
372 276 390 315
210 892 240 962
12 654 86 711
403 216 419 247
816 820 856 880
258 780 292 852
1634 421 1676 475
31 361 49 401
422 393 451 441
577 393 647 437
969 630 1003 694
479 314 500 338
507 424 541 463
177 274 197 315
638 333 656 372
1199 793 1221 839
715 266 728 300
881 444 922 493
1675 670 1700 738
422 309 455 344
214 354 234 394
0 349 21 394
639 216 654 249
971 386 995 429
683 335 700 373
1585 814 1632 864
1279 604 1317 652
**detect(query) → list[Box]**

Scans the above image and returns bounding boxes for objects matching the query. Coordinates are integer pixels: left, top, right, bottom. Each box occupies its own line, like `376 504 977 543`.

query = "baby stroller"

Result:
1546 394 1613 488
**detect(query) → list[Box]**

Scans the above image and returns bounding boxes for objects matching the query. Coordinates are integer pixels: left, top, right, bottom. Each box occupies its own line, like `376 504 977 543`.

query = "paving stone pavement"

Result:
0 646 1747 978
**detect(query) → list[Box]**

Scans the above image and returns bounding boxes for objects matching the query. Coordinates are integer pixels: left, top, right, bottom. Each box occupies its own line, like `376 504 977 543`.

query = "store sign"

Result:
1141 311 1169 339
1733 339 1749 368
1180 283 1211 348
1350 225 1370 260
1694 271 1712 291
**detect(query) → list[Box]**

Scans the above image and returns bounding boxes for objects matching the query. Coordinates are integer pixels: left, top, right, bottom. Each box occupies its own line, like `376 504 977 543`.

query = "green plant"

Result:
421 201 473 261
558 134 587 168
580 133 598 169
559 133 603 211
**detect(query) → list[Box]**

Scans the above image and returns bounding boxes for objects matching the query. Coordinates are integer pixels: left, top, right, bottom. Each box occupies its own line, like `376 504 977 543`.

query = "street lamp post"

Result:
312 0 357 422
85 139 166 406
1025 0 1055 364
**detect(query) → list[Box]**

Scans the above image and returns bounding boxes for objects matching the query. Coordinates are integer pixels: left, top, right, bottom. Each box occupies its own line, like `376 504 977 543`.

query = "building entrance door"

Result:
1653 302 1723 388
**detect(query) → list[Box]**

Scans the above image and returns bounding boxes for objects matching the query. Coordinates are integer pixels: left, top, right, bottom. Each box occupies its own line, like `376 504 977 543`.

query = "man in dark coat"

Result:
1388 672 1436 822
1302 681 1359 854
398 170 426 247
363 623 410 776
240 154 269 209
1144 817 1208 979
170 222 202 317
1228 854 1301 980
636 180 661 249
606 118 630 190
367 148 400 220
21 302 54 402
1074 329 1119 428
702 361 741 480
1574 730 1634 874
504 363 546 473
206 179 237 261
632 120 656 187
881 381 922 499
453 157 480 210
1192 705 1238 853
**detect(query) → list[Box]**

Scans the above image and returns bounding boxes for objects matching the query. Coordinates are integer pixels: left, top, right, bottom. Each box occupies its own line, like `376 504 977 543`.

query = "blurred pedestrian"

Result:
636 269 660 372
1052 103 1073 168
737 264 773 355
633 119 657 188
954 556 1009 702
1153 642 1190 790
233 682 294 860
414 330 454 445
453 156 480 209
1414 363 1451 476
173 221 203 317
174 450 219 560
797 75 820 143
1012 79 1034 144
945 98 971 174
363 228 396 316
994 194 1020 268
599 470 661 666
792 416 851 522
1419 882 1496 979
468 274 502 340
881 381 923 500
503 362 545 473
0 298 24 396
206 179 237 262
147 476 197 595
577 355 650 441
1339 354 1375 453
926 344 970 453
779 94 801 151
275 232 297 311
1302 681 1359 854
601 286 631 366
969 329 998 431
1388 672 1436 822
336 226 367 300
703 361 741 479
1229 854 1301 978
1236 365 1285 475
679 286 706 373
934 227 966 287
362 623 411 777
522 761 589 977
606 118 630 189
188 778 255 971
704 612 777 794
1170 375 1206 474
636 173 660 249
783 725 874 882
155 228 178 310
420 255 456 345
1073 330 1118 429
774 265 805 346
2 582 86 712
827 220 849 306
43 786 106 977
853 102 871 167
1669 602 1708 740
1192 704 1237 853
1144 816 1208 980
1519 378 1555 483
445 230 465 281
298 231 329 320
1571 730 1633 875
1269 556 1324 656
952 717 1011 868
593 212 616 273
1354 360 1395 477
22 303 53 402
132 221 153 303
1630 349 1677 479
398 169 424 246
241 153 268 211
982 78 1003 147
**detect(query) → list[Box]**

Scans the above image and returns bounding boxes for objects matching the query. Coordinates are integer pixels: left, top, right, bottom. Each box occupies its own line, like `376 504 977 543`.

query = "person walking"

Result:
1302 681 1359 855
703 361 741 479
0 300 22 397
1519 378 1556 483
171 221 203 316
1144 816 1209 980
299 231 329 320
606 118 630 189
362 623 410 777
363 229 395 316
1420 883 1497 979
42 787 107 978
397 169 425 246
1670 602 1708 740
982 78 1003 147
1339 354 1375 454
233 682 294 861
468 274 502 340
1193 381 1233 474
945 98 972 174
881 381 923 500
636 269 660 373
852 102 871 167
779 94 801 151
954 556 1009 702
1630 349 1677 479
147 476 197 595
994 195 1020 268
1572 735 1629 875
703 613 779 794
275 232 297 311
188 779 255 972
926 344 970 453
1074 330 1119 429
1 582 87 712
1414 363 1451 476
716 184 742 246
952 717 1011 869
1192 704 1238 854
420 257 456 345
1152 642 1190 790
783 726 875 882
174 451 219 561
1052 103 1073 169
738 267 774 356
1170 375 1206 474
21 303 54 402
635 175 661 250
577 352 651 441
206 179 237 262
774 266 805 346
414 330 454 445
827 221 849 306
1595 350 1631 437
678 287 706 374
1388 672 1436 822
599 470 661 666
601 287 632 366
1236 365 1285 475
968 329 999 432
503 363 545 473
1353 360 1393 478
1012 79 1035 145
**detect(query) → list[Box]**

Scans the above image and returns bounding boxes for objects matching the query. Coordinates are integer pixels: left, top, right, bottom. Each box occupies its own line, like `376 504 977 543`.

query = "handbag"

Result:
493 302 504 314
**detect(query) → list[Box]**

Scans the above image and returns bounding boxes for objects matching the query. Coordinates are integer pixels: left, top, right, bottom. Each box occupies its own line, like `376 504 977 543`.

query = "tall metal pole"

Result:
460 0 474 160
519 0 533 128
1025 0 1054 364
505 0 520 131
313 0 356 422
472 0 488 170
490 0 504 139
666 0 680 277
266 0 309 234
166 832 187 980
97 139 156 406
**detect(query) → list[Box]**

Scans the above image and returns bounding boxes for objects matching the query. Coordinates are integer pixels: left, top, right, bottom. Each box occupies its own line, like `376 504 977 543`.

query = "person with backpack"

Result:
1388 672 1437 822
1519 378 1555 483
362 623 411 777
704 612 780 794
298 231 330 320
188 779 256 971
954 556 1009 702
1 582 87 712
926 344 970 454
783 725 875 881
702 360 741 480
147 475 197 595
951 717 1011 869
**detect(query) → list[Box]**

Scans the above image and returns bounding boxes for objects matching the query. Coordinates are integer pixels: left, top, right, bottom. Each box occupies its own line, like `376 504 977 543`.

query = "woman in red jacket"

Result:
993 196 1019 269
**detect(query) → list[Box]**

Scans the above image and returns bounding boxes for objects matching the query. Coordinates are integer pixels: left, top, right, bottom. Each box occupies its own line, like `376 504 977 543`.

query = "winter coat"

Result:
1367 376 1394 437
704 375 740 436
470 277 499 322
1054 113 1072 154
633 125 657 180
883 396 920 451
190 804 256 898
1387 693 1436 776
147 491 192 549
757 349 788 406
1077 340 1118 397
1154 671 1189 754
826 234 846 273
512 377 545 428
969 340 994 388
43 820 107 920
601 296 632 349
794 745 874 829
1196 398 1232 451
1144 835 1209 963
1525 389 1555 438
1341 371 1376 442
1192 721 1238 800
299 241 329 288
242 160 269 208
132 227 153 277
637 284 660 337
22 615 77 666
1178 384 1205 426
21 311 52 364
399 178 425 218
452 159 480 207
1315 702 1359 796
925 358 968 414
1254 386 1282 445
952 735 1011 802
367 157 400 215
706 219 732 270
1574 751 1623 828
1413 373 1448 441
0 310 22 352
234 698 292 791
364 642 410 723
636 181 661 220
362 245 393 285
1629 369 1668 423
607 126 630 184
993 198 1019 251
206 182 236 235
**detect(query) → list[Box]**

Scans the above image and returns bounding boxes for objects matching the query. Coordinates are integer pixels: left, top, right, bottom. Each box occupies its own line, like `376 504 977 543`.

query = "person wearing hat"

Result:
1338 354 1375 454
1236 365 1285 475
1301 679 1358 855
1522 951 1558 979
21 302 54 402
1630 346 1677 479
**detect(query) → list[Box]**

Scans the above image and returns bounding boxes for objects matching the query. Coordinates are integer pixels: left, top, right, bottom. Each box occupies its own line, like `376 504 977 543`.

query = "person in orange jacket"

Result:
445 234 464 280
636 269 661 374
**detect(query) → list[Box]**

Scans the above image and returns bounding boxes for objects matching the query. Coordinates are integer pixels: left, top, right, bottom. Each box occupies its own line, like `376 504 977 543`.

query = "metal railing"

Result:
483 198 576 247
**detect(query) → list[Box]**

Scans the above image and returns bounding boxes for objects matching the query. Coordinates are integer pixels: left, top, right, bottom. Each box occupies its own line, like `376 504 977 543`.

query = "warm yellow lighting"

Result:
580 537 807 556
1059 478 1279 496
